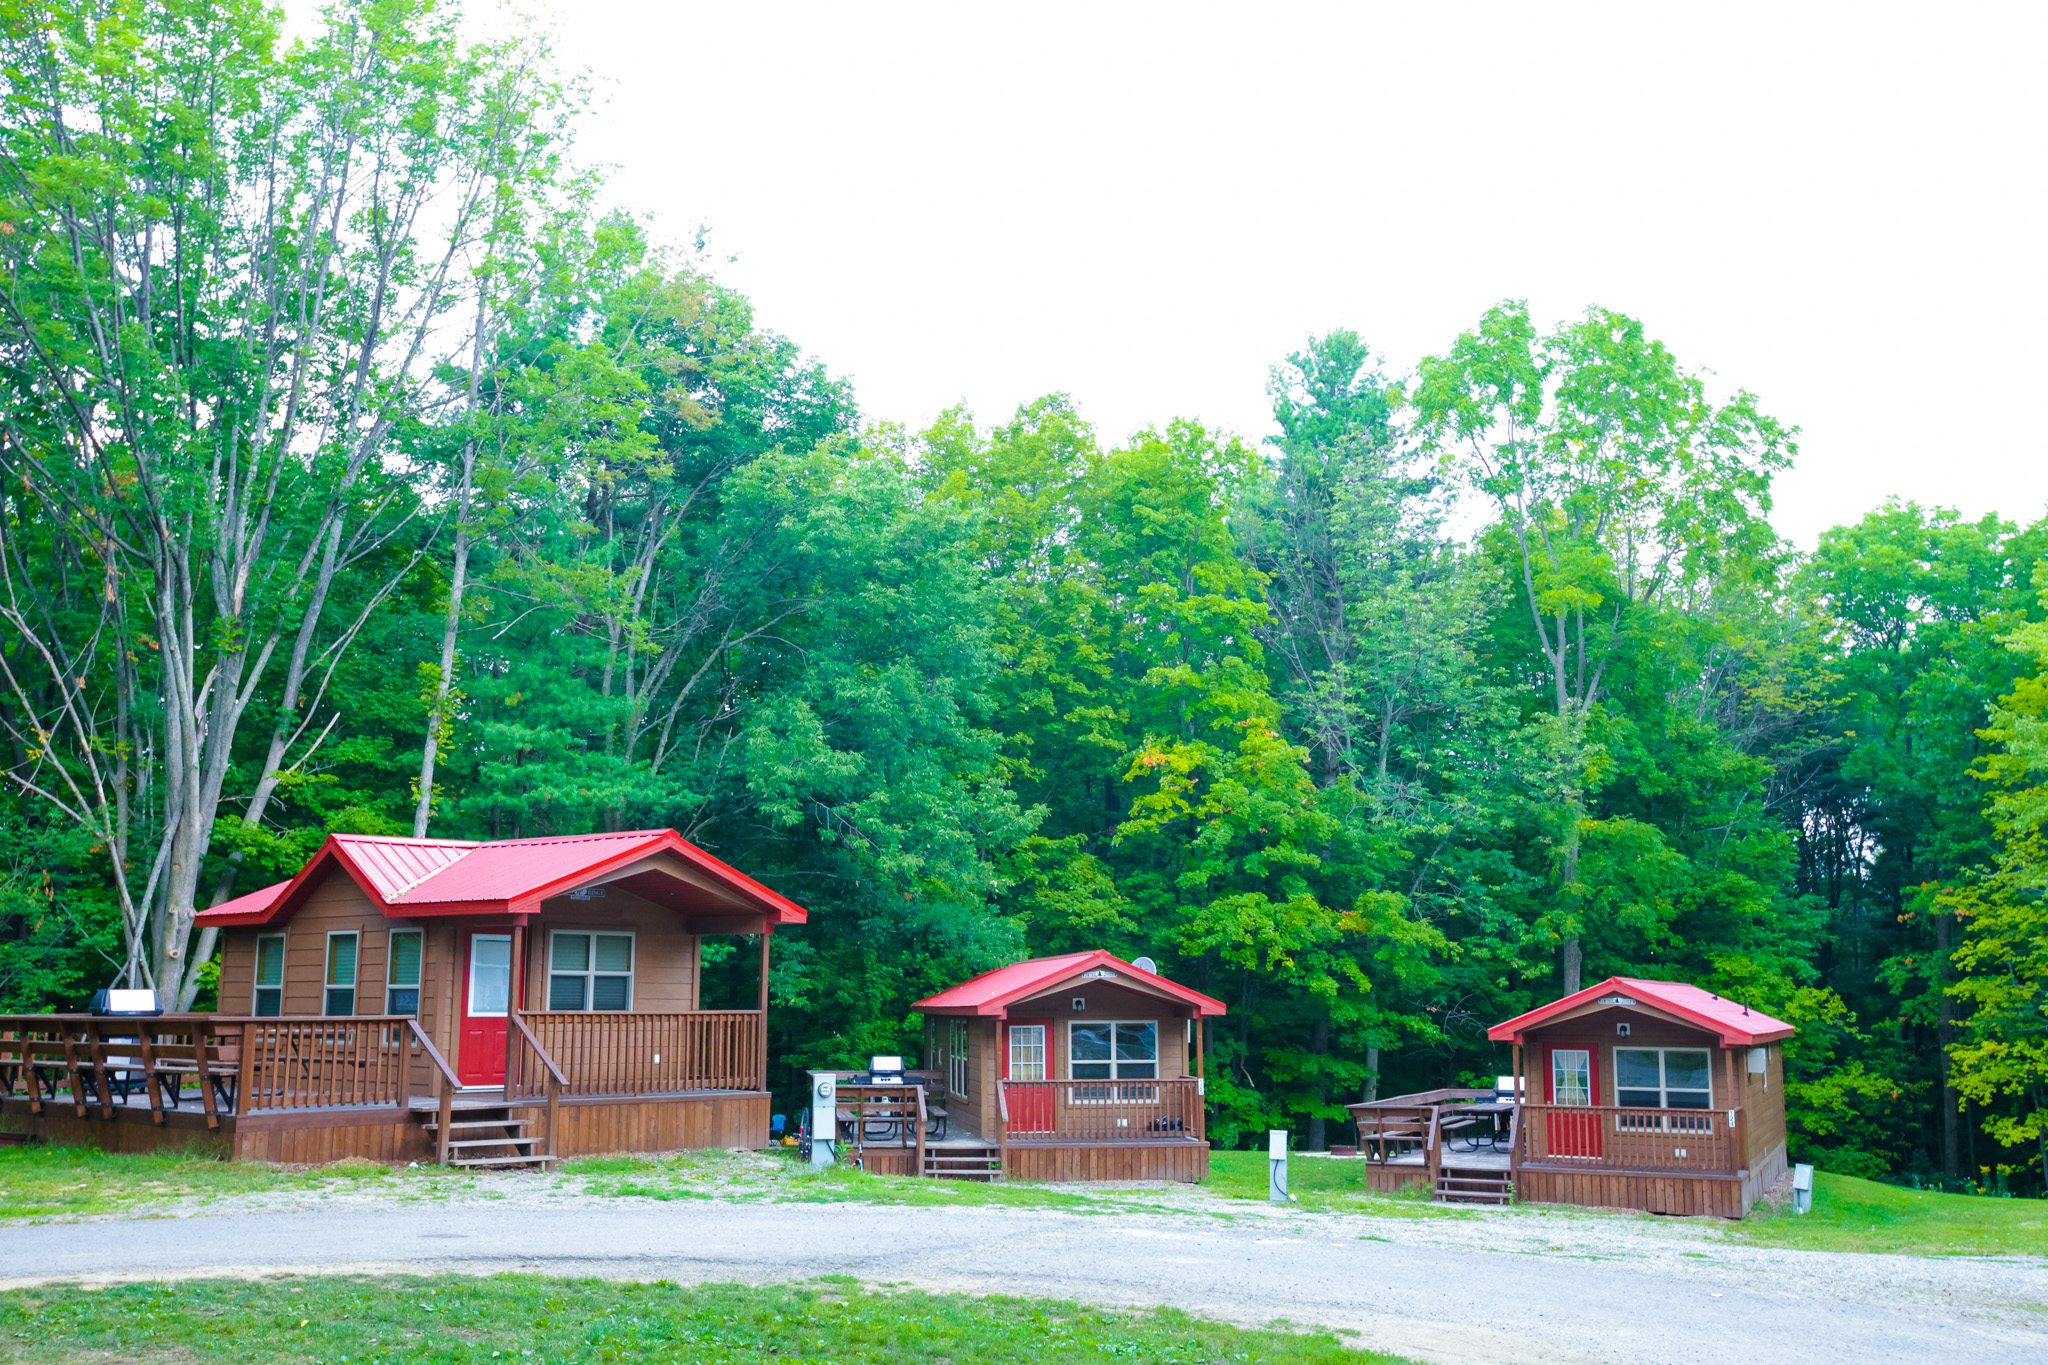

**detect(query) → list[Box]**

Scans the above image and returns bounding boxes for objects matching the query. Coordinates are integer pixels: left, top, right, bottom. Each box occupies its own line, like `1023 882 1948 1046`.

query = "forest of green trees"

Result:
3 0 2046 1194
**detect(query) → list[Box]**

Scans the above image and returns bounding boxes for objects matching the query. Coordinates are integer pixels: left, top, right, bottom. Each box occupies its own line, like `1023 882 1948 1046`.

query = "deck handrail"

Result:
507 1015 567 1162
1517 1101 1744 1173
510 1016 569 1088
516 1009 763 1096
998 1076 1205 1143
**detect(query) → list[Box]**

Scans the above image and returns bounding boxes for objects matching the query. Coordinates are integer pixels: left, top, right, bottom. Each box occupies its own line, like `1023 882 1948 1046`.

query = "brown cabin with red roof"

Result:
0 831 804 1167
1348 976 1793 1217
908 952 1225 1182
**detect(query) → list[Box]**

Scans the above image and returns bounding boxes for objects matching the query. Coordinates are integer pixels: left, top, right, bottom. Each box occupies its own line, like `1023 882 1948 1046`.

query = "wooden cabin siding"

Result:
522 892 699 1012
1007 981 1193 1080
274 875 389 1016
976 1016 1000 1140
218 930 254 1013
1744 1041 1785 1167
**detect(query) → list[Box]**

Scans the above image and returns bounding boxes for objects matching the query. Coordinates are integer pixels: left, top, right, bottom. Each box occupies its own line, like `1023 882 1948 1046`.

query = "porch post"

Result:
1194 1013 1205 1081
504 922 525 1103
757 927 772 1093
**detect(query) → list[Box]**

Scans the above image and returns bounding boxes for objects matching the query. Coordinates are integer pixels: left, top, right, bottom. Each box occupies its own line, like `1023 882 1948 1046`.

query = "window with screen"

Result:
254 934 285 1016
1615 1048 1713 1109
386 929 422 1015
548 931 633 1011
1069 1021 1157 1080
324 932 358 1016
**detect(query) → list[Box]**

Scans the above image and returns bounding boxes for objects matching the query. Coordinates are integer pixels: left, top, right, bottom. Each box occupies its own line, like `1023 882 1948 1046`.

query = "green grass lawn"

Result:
0 1142 459 1219
1201 1151 1473 1218
1730 1170 2048 1258
0 1274 1412 1364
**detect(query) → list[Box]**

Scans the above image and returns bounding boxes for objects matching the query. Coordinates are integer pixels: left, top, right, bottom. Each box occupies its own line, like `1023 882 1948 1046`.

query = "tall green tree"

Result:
1413 301 1795 993
0 0 590 1002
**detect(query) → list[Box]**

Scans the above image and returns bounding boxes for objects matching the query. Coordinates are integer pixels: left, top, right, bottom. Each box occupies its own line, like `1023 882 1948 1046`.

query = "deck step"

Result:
1435 1173 1512 1205
924 1146 1004 1181
419 1119 532 1133
444 1137 539 1151
449 1154 559 1168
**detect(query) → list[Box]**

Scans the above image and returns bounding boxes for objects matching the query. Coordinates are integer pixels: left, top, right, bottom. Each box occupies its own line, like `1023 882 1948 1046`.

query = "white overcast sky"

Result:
396 2 2048 547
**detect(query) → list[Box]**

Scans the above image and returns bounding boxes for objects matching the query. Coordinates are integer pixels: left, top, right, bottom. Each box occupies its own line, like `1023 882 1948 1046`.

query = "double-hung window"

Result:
1615 1048 1713 1109
548 931 634 1011
324 932 359 1016
254 934 285 1016
386 930 423 1015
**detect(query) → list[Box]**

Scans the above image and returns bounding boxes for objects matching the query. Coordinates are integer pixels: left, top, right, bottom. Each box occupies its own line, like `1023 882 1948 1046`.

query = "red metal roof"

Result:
1487 975 1795 1047
912 951 1227 1017
195 829 808 928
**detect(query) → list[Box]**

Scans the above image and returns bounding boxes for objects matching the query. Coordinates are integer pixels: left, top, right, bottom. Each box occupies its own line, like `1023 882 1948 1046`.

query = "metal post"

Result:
1268 1128 1289 1203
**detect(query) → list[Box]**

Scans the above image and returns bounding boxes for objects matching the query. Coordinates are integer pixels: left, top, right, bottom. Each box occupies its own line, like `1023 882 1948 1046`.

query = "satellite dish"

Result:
1132 956 1158 975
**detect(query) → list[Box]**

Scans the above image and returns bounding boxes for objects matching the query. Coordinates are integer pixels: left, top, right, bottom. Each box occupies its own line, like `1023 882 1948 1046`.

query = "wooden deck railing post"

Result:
997 1081 1010 1181
756 930 771 1095
914 1085 927 1177
1425 1105 1442 1190
236 1023 257 1117
1506 1102 1520 1199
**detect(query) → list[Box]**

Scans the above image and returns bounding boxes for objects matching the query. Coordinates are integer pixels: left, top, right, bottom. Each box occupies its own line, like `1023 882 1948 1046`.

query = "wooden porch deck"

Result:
830 1082 1211 1183
0 1012 770 1164
1346 1088 1762 1216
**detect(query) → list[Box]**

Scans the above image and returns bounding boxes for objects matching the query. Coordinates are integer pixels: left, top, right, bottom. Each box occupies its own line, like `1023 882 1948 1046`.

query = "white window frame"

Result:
323 931 359 1017
254 933 286 1017
385 929 423 1016
546 930 635 1012
1614 1046 1714 1110
947 1019 971 1099
1006 1022 1046 1081
1068 1020 1159 1081
1550 1048 1592 1106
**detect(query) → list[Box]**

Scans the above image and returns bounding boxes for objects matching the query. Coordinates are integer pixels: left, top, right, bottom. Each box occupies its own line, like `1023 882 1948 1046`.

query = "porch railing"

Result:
0 1015 432 1123
513 1010 763 1097
1517 1102 1740 1172
998 1077 1205 1143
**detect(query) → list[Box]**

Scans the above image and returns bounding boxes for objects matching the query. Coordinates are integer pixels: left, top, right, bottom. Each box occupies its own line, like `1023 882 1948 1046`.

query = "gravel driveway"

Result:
2 1193 2041 1365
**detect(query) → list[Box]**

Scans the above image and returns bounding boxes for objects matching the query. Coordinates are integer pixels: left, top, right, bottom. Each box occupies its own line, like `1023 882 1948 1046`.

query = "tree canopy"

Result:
2 0 2043 1194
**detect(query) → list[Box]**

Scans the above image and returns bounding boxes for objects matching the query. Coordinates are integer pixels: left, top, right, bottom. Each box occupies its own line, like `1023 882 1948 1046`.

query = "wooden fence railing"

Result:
0 1015 435 1122
239 1017 418 1111
1517 1103 1740 1172
2 1010 766 1126
832 1083 927 1175
999 1077 1205 1142
515 1010 762 1096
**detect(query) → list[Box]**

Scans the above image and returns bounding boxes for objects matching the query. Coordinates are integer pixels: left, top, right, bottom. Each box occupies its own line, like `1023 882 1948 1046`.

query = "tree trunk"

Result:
1306 1016 1329 1151
1936 908 1958 1190
1363 1044 1380 1102
1560 812 1584 995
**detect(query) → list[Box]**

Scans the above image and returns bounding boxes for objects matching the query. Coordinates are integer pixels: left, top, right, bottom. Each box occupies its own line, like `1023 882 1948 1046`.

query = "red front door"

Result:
458 932 513 1087
1003 1020 1052 1135
1543 1043 1603 1158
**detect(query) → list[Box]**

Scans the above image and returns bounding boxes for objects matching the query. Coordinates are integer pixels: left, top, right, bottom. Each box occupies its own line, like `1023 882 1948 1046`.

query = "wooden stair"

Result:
419 1106 557 1169
1435 1165 1511 1205
923 1142 1003 1181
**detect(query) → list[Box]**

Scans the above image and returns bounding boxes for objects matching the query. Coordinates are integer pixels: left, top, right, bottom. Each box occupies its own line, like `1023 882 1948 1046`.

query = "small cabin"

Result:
1348 975 1793 1217
907 952 1225 1182
1 830 805 1166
